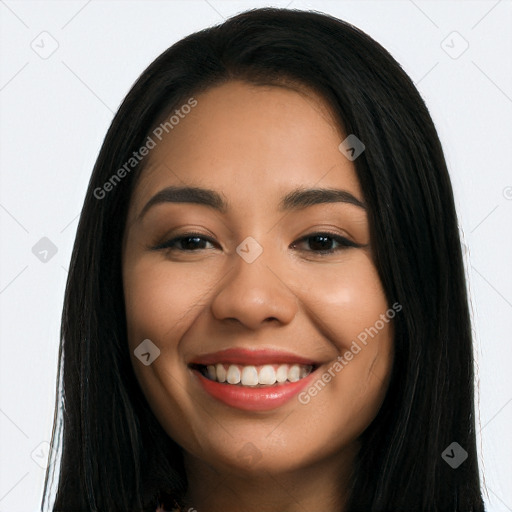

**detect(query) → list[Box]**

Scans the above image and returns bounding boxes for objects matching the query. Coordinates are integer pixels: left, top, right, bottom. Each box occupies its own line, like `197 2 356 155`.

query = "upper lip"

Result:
189 347 320 367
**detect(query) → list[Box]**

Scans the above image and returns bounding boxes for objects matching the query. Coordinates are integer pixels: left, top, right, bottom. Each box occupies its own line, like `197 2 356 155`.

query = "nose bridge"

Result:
210 238 298 328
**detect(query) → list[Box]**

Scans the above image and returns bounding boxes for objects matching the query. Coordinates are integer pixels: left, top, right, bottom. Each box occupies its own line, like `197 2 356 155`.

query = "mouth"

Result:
188 348 322 411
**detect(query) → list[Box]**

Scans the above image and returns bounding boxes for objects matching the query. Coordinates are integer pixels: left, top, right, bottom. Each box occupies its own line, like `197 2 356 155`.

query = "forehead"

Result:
128 80 362 220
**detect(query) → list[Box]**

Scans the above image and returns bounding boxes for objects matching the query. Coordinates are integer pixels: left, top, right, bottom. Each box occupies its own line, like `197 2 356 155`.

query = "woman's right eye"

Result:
152 234 216 252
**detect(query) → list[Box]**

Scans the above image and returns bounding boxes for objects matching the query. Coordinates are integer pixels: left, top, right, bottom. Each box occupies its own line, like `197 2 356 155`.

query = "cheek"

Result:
123 259 213 347
296 252 390 343
295 252 394 427
122 258 212 443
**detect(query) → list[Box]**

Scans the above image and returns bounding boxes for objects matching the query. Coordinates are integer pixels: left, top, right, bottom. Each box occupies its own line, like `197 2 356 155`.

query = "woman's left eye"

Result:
291 232 362 254
152 232 361 255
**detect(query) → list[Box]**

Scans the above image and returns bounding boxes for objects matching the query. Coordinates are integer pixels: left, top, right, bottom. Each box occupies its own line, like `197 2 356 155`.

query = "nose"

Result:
210 249 298 330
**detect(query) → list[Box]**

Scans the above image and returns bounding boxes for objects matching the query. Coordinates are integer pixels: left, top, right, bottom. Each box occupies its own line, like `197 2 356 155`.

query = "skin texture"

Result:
122 80 394 512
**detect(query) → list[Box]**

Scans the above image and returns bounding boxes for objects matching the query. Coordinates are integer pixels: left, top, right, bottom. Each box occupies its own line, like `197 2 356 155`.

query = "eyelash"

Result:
151 231 362 256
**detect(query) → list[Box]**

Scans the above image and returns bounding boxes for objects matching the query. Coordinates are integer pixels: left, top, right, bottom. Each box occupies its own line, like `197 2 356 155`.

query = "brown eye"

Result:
291 232 362 255
152 233 216 251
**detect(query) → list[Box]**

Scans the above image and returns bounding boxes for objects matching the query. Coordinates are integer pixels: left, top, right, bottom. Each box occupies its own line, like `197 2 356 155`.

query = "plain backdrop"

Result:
0 1 511 510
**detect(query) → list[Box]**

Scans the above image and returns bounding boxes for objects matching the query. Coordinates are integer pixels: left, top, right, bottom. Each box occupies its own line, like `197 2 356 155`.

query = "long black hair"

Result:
42 7 485 511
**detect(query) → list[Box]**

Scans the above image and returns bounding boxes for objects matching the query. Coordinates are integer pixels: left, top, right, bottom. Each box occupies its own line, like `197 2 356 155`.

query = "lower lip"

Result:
191 368 317 411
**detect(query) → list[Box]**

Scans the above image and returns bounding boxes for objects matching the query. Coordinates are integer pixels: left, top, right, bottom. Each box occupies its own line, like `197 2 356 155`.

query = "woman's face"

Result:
122 80 394 477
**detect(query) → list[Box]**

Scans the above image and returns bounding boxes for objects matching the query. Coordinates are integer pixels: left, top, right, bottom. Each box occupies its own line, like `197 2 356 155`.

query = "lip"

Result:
191 366 318 411
189 347 320 366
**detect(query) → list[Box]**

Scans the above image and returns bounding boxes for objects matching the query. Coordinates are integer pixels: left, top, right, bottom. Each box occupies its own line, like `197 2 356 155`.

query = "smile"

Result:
188 348 321 411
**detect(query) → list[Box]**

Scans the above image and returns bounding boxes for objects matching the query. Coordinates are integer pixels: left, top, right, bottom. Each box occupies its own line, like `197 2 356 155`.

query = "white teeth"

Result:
226 365 241 384
275 364 289 383
241 366 259 386
287 365 301 382
215 363 226 382
206 365 216 380
200 362 314 386
258 365 276 385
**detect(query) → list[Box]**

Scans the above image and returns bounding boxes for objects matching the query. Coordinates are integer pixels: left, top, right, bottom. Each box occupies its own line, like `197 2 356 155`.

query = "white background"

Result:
0 1 511 510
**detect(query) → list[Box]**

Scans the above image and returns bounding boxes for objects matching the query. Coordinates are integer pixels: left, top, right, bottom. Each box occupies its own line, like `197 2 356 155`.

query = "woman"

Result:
42 7 485 511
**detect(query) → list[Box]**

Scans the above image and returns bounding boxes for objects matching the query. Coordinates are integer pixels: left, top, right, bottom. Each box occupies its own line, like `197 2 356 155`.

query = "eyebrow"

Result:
136 185 366 221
